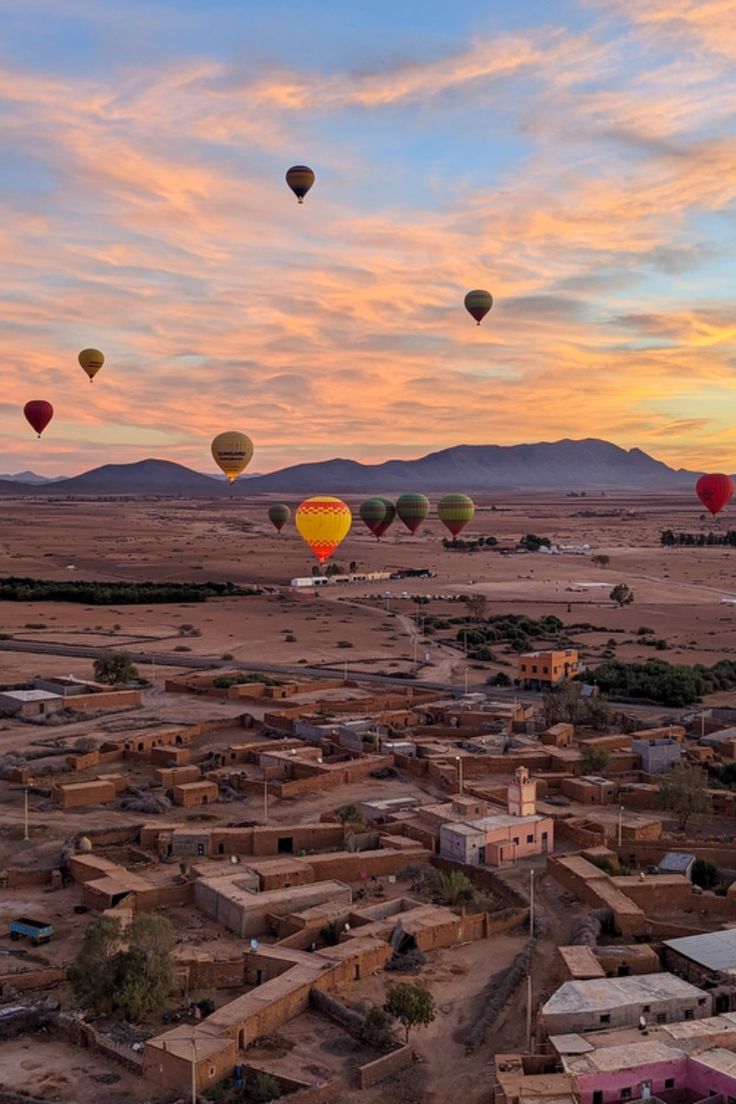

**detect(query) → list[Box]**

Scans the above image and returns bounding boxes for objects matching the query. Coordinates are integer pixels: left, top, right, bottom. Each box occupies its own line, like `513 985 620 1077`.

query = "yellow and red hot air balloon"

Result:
295 496 352 565
211 431 254 484
78 348 105 382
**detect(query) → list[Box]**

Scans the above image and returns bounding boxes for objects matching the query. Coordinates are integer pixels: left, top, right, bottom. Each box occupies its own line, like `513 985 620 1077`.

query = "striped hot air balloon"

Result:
286 165 315 204
438 493 475 537
359 497 388 539
396 493 430 535
464 289 493 325
268 503 291 533
296 496 352 564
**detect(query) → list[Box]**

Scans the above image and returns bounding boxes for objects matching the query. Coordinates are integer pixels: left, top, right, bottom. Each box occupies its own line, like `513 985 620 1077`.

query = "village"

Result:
1 643 736 1104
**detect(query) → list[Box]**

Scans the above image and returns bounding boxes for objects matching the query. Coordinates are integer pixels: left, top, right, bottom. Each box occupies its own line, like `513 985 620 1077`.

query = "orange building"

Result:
517 649 580 689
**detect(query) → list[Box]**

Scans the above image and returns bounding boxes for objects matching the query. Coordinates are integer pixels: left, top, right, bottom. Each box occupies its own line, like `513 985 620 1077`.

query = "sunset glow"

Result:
2 0 736 476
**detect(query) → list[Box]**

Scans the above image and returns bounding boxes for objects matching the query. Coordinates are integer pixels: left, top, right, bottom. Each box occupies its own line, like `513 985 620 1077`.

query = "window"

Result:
532 666 537 674
621 1089 632 1100
656 1013 666 1024
599 1014 610 1024
684 1009 694 1020
698 997 706 1006
593 1094 603 1104
643 1005 650 1013
665 1081 675 1091
512 837 519 845
527 834 534 844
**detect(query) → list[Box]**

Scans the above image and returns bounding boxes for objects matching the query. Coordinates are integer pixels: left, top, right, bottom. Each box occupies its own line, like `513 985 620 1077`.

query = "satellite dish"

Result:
250 938 259 952
230 854 239 864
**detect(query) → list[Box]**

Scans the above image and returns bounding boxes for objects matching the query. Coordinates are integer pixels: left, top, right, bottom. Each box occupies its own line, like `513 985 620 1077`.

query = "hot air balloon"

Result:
696 473 734 516
295 496 351 565
375 497 397 539
78 348 104 382
438 493 475 537
464 289 493 325
396 493 430 535
24 400 54 438
359 498 388 539
211 432 254 484
286 165 315 204
268 503 291 533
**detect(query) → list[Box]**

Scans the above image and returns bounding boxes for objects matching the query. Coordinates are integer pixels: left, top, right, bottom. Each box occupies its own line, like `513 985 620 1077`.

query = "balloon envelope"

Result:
24 400 54 438
359 497 388 538
375 498 397 539
438 493 475 537
268 503 291 532
464 289 493 325
696 473 734 516
286 165 315 203
211 432 254 483
78 348 104 382
396 493 430 534
296 496 352 564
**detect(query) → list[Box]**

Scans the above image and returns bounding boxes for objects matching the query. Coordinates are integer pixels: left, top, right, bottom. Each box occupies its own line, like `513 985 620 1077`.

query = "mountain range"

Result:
0 439 709 497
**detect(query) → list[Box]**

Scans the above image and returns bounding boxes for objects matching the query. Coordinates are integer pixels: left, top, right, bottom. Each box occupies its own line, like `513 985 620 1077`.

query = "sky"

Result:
2 0 736 476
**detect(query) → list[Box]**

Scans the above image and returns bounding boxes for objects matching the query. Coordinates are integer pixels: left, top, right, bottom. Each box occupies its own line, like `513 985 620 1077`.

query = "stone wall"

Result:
358 1045 414 1089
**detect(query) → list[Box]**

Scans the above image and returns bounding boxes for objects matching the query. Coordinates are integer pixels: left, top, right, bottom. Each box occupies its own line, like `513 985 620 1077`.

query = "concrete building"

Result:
663 930 736 1003
632 736 682 775
0 689 64 718
541 973 712 1035
517 649 580 689
439 767 554 867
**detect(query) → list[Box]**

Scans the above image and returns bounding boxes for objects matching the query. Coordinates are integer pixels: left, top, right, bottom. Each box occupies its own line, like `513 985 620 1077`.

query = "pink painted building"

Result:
439 768 554 867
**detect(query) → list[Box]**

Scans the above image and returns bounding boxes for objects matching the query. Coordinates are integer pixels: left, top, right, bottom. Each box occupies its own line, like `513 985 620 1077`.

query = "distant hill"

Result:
43 459 225 496
239 439 701 493
0 440 708 497
0 470 67 484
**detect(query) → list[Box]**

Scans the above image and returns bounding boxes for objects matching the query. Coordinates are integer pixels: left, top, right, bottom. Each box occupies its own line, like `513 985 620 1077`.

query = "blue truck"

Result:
8 917 54 945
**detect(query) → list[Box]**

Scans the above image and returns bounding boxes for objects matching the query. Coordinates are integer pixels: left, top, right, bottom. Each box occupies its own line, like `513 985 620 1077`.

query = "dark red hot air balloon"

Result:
696 473 734 516
24 400 54 438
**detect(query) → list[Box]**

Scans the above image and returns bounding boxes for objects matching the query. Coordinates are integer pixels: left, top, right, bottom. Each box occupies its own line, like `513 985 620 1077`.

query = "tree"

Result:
580 744 610 774
383 982 436 1043
592 554 610 568
692 858 719 890
93 652 139 685
70 912 175 1021
610 583 634 607
467 594 488 623
658 766 711 830
431 868 473 907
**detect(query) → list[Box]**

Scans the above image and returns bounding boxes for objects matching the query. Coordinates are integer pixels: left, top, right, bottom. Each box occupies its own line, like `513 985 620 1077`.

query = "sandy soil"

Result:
0 1036 167 1102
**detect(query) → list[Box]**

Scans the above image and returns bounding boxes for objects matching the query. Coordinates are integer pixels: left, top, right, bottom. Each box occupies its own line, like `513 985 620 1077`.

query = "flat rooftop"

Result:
665 929 736 973
542 973 705 1017
563 1040 685 1075
0 689 62 702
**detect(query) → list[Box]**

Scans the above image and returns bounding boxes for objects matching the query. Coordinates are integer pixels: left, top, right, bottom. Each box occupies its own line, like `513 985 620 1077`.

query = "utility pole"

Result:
23 788 29 842
618 804 623 848
464 666 469 695
263 779 269 822
151 653 156 689
455 755 464 796
527 869 535 1053
191 1034 198 1104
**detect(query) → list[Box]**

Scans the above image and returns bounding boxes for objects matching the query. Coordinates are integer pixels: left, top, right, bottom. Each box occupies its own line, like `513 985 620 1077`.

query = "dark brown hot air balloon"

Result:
286 165 315 204
268 503 291 533
464 289 493 325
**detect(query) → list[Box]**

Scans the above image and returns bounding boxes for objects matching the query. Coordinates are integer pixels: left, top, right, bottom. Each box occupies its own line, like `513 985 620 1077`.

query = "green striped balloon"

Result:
396 493 430 534
438 494 475 537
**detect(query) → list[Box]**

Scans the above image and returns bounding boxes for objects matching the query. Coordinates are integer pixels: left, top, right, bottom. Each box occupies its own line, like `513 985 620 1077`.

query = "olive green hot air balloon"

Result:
268 503 291 533
376 498 396 538
438 493 475 537
396 493 430 535
359 497 388 539
464 289 493 325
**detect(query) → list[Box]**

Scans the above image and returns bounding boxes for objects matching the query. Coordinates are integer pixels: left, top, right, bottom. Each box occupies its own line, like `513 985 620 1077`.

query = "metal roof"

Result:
665 928 736 972
657 852 695 874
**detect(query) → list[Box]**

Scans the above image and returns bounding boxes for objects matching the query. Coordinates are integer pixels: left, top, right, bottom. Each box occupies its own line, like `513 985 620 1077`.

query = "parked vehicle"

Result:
8 918 54 945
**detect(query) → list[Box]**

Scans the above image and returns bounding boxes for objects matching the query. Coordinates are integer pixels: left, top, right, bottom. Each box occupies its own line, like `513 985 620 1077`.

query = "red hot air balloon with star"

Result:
696 473 734 516
24 400 54 438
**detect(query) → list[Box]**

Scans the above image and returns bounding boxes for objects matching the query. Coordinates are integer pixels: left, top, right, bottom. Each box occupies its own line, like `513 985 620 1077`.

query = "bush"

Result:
336 640 354 648
692 858 719 890
0 576 260 604
93 653 139 685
